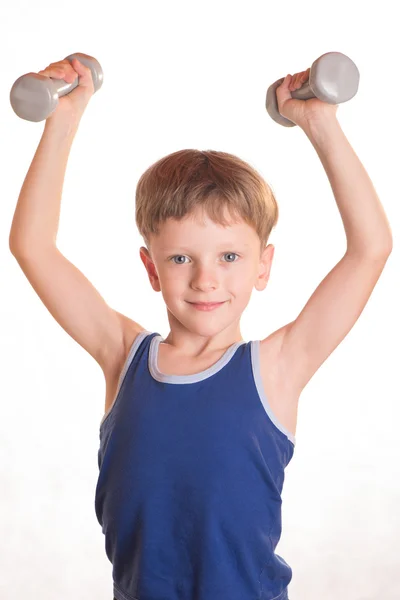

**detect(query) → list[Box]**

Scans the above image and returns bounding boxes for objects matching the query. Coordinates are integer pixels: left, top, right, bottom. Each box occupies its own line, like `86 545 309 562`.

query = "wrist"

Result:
302 115 342 143
44 112 81 140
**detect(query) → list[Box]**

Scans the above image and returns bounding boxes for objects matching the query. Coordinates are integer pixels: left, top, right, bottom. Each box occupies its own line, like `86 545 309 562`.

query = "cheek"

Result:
232 271 257 300
162 272 186 295
232 266 254 287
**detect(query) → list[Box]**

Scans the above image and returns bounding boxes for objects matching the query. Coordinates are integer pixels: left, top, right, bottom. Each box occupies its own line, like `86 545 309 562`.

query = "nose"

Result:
190 264 219 292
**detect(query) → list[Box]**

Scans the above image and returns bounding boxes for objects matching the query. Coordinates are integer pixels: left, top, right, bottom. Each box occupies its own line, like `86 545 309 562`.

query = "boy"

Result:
9 58 392 600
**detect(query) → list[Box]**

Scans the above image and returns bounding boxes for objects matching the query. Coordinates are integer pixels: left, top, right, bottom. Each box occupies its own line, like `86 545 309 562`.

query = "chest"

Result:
104 336 299 438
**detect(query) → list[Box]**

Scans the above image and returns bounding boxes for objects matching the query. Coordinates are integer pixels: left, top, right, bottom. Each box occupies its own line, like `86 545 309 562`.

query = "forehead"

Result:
153 208 257 248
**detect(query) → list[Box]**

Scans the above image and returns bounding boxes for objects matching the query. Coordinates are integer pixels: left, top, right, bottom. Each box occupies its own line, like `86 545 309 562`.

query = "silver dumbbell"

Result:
266 51 360 127
10 52 103 122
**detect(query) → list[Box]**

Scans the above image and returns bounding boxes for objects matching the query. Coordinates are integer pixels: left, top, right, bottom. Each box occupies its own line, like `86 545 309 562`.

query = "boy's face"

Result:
139 206 274 334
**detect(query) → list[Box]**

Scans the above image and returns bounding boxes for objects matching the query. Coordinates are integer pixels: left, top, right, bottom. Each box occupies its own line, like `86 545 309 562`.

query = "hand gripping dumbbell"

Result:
266 51 360 127
10 53 103 122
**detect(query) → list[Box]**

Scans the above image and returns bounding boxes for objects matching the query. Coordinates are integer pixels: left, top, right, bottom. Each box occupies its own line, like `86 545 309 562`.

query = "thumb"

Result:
70 58 94 90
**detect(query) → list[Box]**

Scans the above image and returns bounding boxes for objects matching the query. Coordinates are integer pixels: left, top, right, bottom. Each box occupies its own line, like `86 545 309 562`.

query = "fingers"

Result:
276 75 292 105
279 68 310 91
38 59 79 82
39 59 86 83
288 68 310 91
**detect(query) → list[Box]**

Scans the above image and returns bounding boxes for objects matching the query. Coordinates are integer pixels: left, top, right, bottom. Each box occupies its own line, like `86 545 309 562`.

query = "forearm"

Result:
9 116 81 253
303 118 393 256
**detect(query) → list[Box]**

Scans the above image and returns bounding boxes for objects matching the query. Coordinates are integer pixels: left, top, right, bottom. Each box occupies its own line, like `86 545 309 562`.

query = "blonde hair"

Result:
135 149 279 257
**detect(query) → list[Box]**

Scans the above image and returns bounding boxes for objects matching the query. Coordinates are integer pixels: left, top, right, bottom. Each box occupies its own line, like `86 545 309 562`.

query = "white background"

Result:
2 1 399 599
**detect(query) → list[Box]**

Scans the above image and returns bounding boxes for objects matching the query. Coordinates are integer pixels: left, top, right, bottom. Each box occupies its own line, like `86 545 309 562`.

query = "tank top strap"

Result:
99 330 159 430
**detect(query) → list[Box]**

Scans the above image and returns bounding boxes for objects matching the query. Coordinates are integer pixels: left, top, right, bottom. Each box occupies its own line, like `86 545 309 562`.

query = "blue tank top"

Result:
95 331 296 600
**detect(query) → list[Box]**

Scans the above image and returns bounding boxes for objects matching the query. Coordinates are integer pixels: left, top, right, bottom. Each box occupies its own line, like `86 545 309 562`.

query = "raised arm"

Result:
270 114 393 395
9 63 140 375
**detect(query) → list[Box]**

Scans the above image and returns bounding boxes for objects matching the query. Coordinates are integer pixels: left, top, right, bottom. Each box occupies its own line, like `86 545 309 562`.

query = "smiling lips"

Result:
188 301 226 311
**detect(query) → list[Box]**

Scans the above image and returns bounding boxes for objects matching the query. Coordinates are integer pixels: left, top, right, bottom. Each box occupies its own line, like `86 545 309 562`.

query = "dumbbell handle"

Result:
266 51 360 127
10 53 103 122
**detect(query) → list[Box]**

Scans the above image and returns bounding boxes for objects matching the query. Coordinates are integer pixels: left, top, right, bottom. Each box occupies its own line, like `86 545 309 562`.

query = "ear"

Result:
254 244 275 292
139 246 161 292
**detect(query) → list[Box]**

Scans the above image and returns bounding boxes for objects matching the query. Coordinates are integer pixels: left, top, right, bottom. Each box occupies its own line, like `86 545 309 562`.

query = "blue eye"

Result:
170 253 239 264
224 252 238 262
171 255 188 265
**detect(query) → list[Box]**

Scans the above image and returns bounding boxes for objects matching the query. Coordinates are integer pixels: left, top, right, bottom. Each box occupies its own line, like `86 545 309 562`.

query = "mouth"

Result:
187 301 227 311
188 301 226 305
